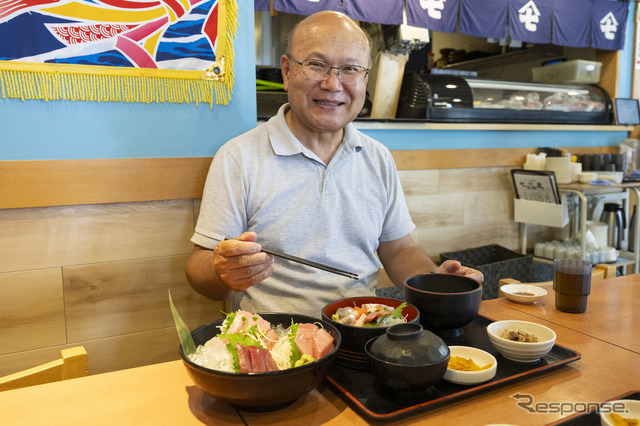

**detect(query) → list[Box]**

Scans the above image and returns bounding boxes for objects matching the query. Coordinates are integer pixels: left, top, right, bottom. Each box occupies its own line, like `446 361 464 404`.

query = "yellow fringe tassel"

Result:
0 0 238 109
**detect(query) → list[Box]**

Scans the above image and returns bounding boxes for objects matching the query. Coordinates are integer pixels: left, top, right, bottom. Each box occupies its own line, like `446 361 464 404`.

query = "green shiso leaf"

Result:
168 290 196 356
389 302 408 318
371 302 408 327
287 322 302 367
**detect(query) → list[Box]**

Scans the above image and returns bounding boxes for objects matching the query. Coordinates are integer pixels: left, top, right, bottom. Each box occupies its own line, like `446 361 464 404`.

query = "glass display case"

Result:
396 73 613 124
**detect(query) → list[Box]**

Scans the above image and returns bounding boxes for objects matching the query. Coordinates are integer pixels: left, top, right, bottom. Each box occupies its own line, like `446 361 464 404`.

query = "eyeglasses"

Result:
286 54 369 86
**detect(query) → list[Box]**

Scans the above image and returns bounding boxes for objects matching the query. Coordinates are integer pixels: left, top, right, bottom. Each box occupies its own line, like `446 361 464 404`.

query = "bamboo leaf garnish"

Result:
169 290 196 356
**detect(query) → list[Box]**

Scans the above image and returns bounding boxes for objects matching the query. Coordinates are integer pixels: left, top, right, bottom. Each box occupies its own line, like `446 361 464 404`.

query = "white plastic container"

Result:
532 60 602 84
514 198 569 228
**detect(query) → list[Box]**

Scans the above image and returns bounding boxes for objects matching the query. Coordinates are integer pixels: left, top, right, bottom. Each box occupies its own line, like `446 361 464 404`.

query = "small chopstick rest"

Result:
224 237 358 280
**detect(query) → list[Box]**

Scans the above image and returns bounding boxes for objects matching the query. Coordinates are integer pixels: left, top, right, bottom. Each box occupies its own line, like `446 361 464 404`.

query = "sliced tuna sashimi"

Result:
314 328 334 359
294 323 334 359
247 345 268 373
235 342 252 373
236 343 279 373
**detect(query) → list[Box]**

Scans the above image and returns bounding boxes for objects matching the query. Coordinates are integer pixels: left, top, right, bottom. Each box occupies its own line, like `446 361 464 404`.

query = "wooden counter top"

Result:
493 273 640 354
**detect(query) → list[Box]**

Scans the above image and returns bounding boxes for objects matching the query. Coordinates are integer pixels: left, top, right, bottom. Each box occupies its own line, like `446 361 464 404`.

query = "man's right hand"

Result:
213 232 275 292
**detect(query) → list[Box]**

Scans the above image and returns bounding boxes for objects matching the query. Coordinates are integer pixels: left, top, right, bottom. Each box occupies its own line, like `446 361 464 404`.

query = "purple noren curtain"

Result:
406 0 459 33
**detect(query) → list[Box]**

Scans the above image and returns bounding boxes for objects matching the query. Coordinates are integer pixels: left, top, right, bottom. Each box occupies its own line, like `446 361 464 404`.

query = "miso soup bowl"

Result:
404 274 482 338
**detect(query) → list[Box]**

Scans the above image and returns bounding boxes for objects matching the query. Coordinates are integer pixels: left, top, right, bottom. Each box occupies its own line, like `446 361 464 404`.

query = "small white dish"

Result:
501 284 547 304
600 399 640 426
579 172 598 183
443 346 497 385
487 320 556 363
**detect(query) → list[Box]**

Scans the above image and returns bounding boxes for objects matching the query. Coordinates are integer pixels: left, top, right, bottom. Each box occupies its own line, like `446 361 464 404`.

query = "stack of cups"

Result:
546 156 572 184
552 259 592 313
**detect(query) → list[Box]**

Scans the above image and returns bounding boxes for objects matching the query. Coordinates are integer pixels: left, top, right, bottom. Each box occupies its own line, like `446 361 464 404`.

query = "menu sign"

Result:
511 169 561 204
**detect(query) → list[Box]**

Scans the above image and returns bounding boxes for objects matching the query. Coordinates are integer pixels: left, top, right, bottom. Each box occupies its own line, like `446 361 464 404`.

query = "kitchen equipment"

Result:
396 73 612 124
586 221 609 248
599 203 626 249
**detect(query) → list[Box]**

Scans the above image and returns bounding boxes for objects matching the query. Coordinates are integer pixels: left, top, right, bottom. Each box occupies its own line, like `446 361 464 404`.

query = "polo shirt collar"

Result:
268 103 362 157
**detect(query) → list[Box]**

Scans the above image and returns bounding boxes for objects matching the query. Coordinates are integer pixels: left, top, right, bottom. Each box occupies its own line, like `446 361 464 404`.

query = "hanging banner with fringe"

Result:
0 0 237 107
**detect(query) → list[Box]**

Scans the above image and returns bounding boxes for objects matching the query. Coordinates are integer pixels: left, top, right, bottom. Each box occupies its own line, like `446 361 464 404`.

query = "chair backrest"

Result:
0 346 88 392
498 263 616 297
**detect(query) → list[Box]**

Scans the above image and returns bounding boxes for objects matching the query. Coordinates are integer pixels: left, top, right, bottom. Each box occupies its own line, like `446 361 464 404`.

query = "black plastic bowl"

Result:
365 323 450 390
404 274 482 338
179 313 341 411
321 296 420 370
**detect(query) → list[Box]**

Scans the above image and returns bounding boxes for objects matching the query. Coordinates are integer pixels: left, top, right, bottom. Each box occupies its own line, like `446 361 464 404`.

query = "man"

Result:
185 11 482 317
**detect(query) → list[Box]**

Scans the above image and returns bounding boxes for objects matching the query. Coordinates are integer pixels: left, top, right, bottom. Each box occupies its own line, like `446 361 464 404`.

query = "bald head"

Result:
287 11 372 67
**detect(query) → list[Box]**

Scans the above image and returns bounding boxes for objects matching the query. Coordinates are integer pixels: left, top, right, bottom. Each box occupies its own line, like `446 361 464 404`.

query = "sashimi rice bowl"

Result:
180 311 341 410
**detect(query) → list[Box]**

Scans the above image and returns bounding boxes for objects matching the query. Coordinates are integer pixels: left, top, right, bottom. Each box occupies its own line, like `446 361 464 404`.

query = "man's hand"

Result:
213 232 275 292
435 260 484 284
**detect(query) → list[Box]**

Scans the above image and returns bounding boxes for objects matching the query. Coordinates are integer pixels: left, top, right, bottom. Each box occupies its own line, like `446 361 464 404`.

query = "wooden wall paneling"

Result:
464 190 513 225
0 158 212 209
63 255 222 342
78 322 214 374
0 200 194 274
397 169 440 196
0 268 66 355
406 192 465 229
439 167 514 193
412 220 522 259
0 346 71 377
0 147 620 210
0 321 212 376
391 148 534 170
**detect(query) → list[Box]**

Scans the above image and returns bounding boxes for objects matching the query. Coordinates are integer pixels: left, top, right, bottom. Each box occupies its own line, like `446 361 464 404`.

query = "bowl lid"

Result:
369 323 449 365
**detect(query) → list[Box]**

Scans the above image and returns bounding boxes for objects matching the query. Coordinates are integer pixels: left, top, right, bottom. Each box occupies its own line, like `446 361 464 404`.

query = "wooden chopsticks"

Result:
224 237 359 280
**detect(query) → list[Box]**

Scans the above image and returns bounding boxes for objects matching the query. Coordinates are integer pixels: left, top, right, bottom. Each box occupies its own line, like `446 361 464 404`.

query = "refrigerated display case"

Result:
396 73 612 124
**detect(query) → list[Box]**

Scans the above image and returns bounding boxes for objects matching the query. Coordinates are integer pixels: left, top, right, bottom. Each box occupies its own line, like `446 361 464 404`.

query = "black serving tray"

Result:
327 315 581 422
547 391 640 425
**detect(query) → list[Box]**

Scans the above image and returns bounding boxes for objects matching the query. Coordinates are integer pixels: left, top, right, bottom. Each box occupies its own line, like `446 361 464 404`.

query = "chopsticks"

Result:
224 237 359 280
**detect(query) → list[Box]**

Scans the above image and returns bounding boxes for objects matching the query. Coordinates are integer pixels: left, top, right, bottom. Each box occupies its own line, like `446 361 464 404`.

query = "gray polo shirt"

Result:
192 104 415 318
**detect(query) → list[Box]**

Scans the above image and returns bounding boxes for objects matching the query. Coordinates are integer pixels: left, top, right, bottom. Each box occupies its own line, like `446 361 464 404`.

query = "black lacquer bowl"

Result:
322 297 420 370
404 274 482 338
365 323 450 390
180 313 341 411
